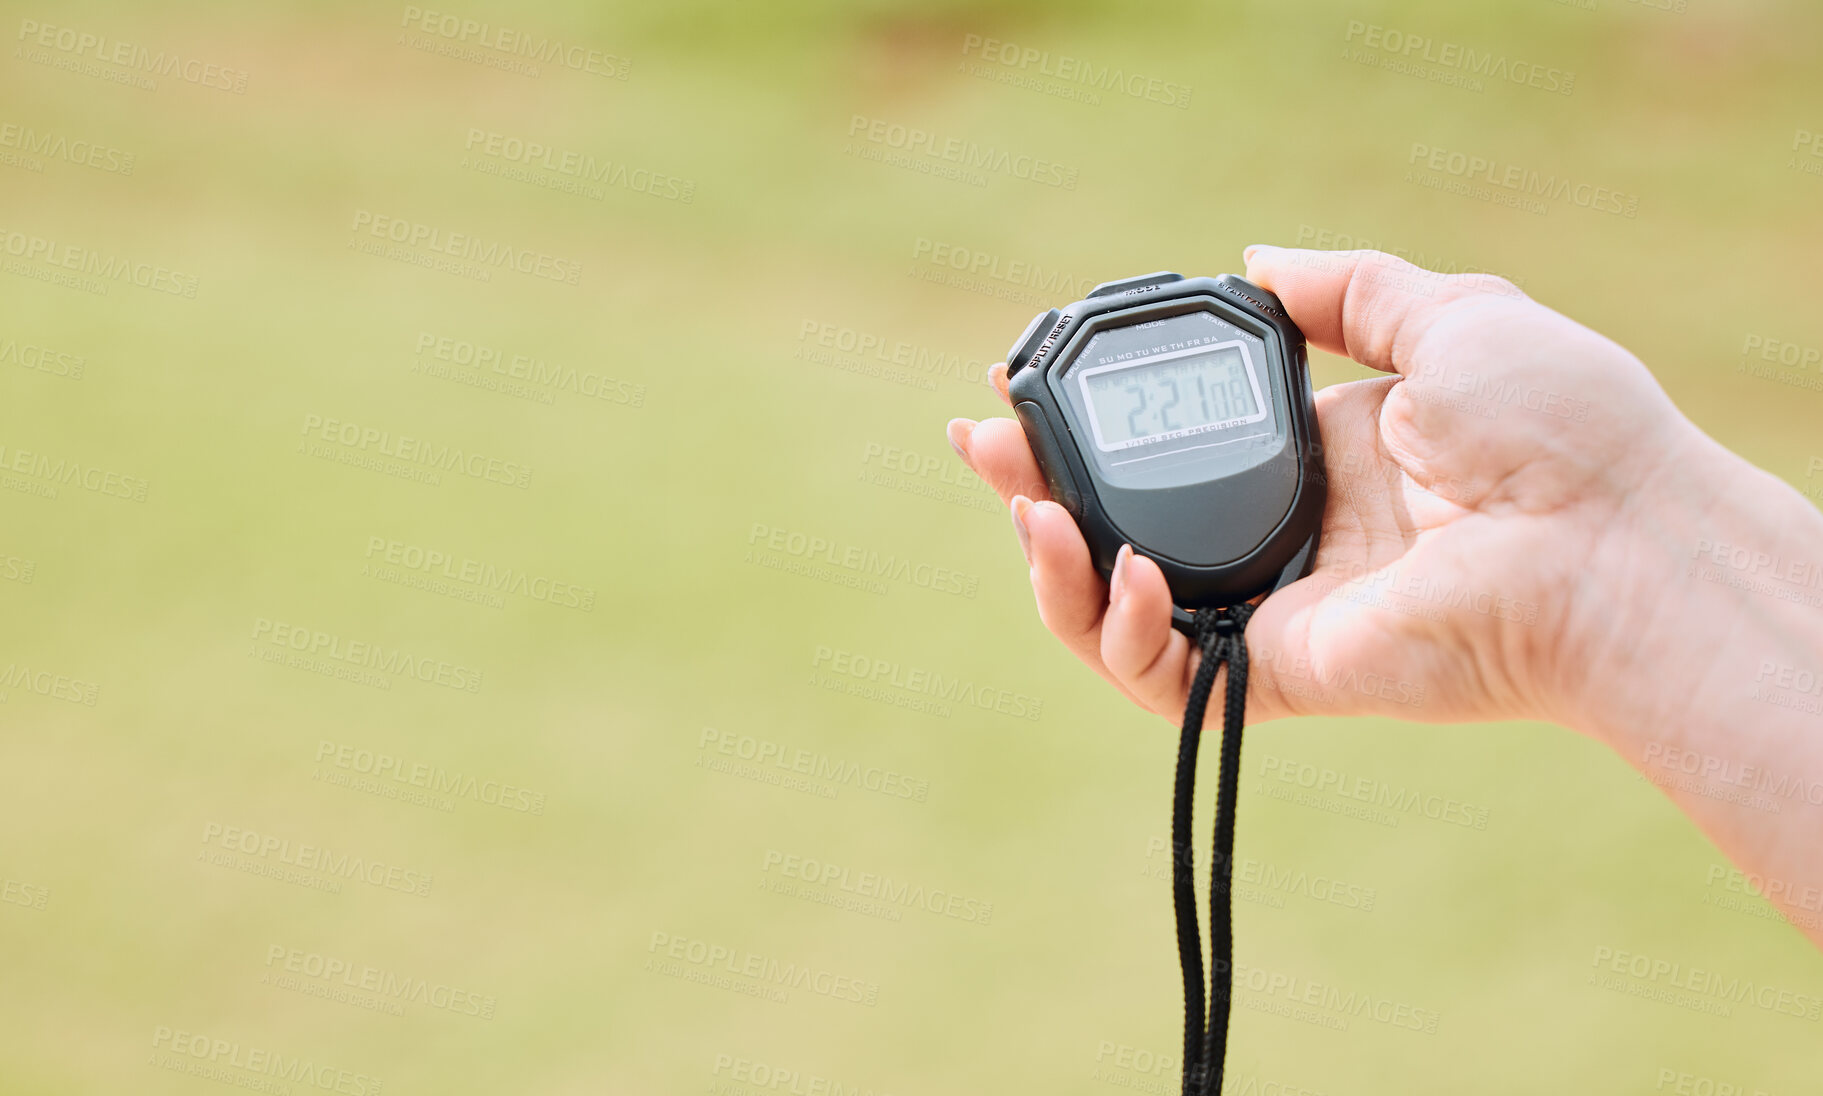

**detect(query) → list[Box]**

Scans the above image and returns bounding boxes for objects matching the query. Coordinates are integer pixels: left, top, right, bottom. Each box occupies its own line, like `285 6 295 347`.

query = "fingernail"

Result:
1243 244 1269 263
946 418 976 462
991 359 1020 397
1111 543 1133 602
1010 495 1033 564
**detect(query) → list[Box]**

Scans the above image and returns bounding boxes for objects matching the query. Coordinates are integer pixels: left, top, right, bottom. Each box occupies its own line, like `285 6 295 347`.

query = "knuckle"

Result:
1447 271 1524 301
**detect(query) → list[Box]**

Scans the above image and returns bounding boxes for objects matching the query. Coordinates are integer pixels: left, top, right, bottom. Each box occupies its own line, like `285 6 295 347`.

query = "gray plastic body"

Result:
1005 273 1325 612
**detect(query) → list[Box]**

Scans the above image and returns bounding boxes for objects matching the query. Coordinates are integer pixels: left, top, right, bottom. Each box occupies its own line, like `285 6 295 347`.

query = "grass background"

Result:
2 0 1822 1092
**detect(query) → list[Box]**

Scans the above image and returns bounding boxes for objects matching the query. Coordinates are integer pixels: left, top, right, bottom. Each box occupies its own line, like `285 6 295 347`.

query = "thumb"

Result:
1242 245 1508 377
1241 568 1443 723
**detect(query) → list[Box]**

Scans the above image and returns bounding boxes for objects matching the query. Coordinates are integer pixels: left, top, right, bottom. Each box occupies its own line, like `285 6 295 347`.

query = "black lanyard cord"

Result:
1173 602 1254 1096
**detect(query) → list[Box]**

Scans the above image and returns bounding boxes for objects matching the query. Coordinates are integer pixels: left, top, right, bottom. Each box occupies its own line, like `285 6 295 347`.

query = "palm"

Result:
1279 374 1569 723
953 251 1682 730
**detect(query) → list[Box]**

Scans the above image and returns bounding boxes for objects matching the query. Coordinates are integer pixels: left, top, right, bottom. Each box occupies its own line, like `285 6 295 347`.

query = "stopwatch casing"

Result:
1004 272 1325 615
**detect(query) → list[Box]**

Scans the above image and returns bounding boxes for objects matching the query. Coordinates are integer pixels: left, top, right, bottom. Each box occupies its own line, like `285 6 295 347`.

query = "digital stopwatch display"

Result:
1004 271 1323 612
1054 311 1283 497
1078 343 1268 452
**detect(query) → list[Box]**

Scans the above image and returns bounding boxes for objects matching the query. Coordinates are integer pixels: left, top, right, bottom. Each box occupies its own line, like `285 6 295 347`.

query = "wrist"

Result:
1559 426 1823 757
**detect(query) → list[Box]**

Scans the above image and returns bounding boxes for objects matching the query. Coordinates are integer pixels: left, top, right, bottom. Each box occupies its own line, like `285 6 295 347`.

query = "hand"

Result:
947 247 1705 730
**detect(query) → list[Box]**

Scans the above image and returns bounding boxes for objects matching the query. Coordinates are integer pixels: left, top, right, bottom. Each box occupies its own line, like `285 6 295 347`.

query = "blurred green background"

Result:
3 0 1822 1092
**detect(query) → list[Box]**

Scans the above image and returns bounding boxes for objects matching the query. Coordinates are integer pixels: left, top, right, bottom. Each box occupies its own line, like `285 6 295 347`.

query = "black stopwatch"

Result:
1004 271 1325 622
1003 271 1328 1094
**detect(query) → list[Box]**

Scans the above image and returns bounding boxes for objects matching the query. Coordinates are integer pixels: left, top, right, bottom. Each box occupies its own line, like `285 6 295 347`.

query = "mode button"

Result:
1087 271 1183 298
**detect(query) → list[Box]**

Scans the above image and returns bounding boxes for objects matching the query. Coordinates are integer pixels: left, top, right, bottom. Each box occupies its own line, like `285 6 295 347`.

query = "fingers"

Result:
1243 246 1506 377
987 361 1012 406
1017 498 1102 641
949 415 1049 504
1234 570 1335 719
1096 547 1325 725
1306 374 1465 544
955 364 1136 699
962 395 1315 722
1099 547 1194 718
1015 497 1147 707
946 361 1047 503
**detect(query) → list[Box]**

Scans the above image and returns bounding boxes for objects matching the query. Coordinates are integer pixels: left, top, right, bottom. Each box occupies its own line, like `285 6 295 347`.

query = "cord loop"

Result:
1174 602 1254 1096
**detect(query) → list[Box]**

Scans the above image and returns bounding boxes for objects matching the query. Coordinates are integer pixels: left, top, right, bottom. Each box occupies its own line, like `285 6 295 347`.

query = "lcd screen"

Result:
1078 343 1267 451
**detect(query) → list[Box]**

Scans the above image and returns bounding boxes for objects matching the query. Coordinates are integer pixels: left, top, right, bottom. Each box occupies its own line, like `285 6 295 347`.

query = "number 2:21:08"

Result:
1120 369 1248 436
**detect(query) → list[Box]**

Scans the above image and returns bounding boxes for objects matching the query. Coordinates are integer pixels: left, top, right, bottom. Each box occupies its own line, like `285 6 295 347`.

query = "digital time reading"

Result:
1078 342 1267 451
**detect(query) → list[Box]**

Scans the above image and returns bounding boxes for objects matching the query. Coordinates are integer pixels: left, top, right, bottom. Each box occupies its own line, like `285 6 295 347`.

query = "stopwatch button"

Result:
1006 308 1060 375
1087 271 1183 299
1215 274 1290 321
1014 400 1083 514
